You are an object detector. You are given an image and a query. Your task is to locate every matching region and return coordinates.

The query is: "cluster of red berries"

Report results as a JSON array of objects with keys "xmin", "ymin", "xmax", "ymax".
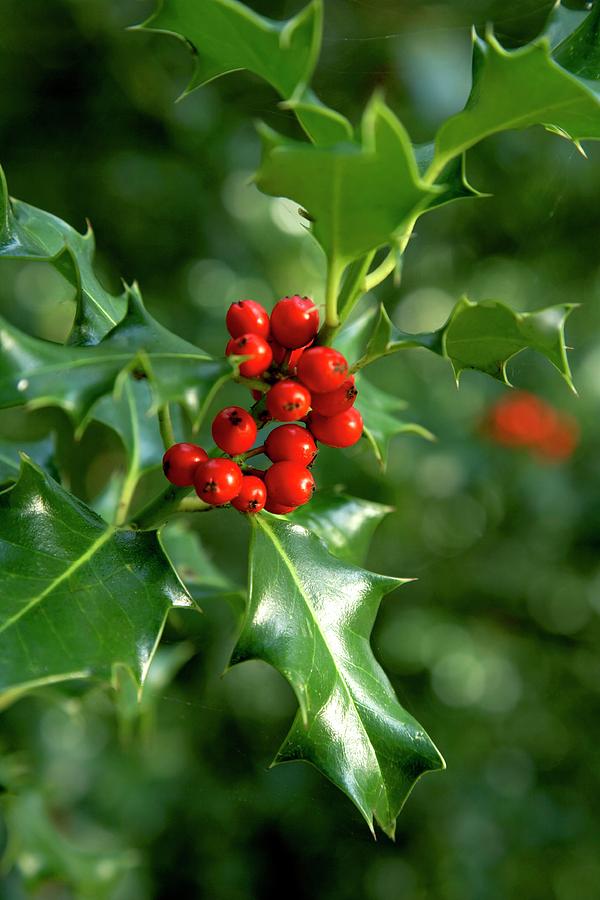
[
  {"xmin": 162, "ymin": 295, "xmax": 363, "ymax": 514},
  {"xmin": 484, "ymin": 391, "xmax": 578, "ymax": 462}
]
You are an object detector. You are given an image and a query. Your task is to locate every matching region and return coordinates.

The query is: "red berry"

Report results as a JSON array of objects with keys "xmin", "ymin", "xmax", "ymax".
[
  {"xmin": 266, "ymin": 380, "xmax": 311, "ymax": 422},
  {"xmin": 265, "ymin": 424, "xmax": 317, "ymax": 466},
  {"xmin": 212, "ymin": 406, "xmax": 257, "ymax": 456},
  {"xmin": 231, "ymin": 475, "xmax": 267, "ymax": 513},
  {"xmin": 194, "ymin": 458, "xmax": 243, "ymax": 505},
  {"xmin": 226, "ymin": 300, "xmax": 270, "ymax": 339},
  {"xmin": 269, "ymin": 339, "xmax": 309, "ymax": 372},
  {"xmin": 270, "ymin": 296, "xmax": 319, "ymax": 349},
  {"xmin": 311, "ymin": 376, "xmax": 357, "ymax": 417},
  {"xmin": 226, "ymin": 333, "xmax": 273, "ymax": 377},
  {"xmin": 162, "ymin": 443, "xmax": 208, "ymax": 487},
  {"xmin": 264, "ymin": 461, "xmax": 315, "ymax": 508},
  {"xmin": 250, "ymin": 389, "xmax": 263, "ymax": 402},
  {"xmin": 309, "ymin": 408, "xmax": 363, "ymax": 448},
  {"xmin": 264, "ymin": 498, "xmax": 297, "ymax": 515},
  {"xmin": 297, "ymin": 346, "xmax": 348, "ymax": 393}
]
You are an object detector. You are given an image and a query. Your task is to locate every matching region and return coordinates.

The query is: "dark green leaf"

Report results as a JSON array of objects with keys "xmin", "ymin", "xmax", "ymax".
[
  {"xmin": 256, "ymin": 95, "xmax": 438, "ymax": 268},
  {"xmin": 0, "ymin": 459, "xmax": 192, "ymax": 707},
  {"xmin": 356, "ymin": 299, "xmax": 576, "ymax": 390},
  {"xmin": 232, "ymin": 515, "xmax": 444, "ymax": 837},
  {"xmin": 288, "ymin": 490, "xmax": 393, "ymax": 564},
  {"xmin": 0, "ymin": 166, "xmax": 126, "ymax": 345},
  {"xmin": 553, "ymin": 2, "xmax": 600, "ymax": 84},
  {"xmin": 0, "ymin": 434, "xmax": 56, "ymax": 485},
  {"xmin": 0, "ymin": 285, "xmax": 234, "ymax": 428},
  {"xmin": 414, "ymin": 143, "xmax": 488, "ymax": 212}
]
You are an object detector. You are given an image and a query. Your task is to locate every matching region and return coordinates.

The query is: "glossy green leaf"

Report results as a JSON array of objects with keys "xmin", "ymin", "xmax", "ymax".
[
  {"xmin": 0, "ymin": 285, "xmax": 234, "ymax": 428},
  {"xmin": 553, "ymin": 2, "xmax": 600, "ymax": 83},
  {"xmin": 232, "ymin": 515, "xmax": 444, "ymax": 836},
  {"xmin": 0, "ymin": 459, "xmax": 192, "ymax": 707},
  {"xmin": 356, "ymin": 299, "xmax": 576, "ymax": 390},
  {"xmin": 433, "ymin": 27, "xmax": 600, "ymax": 175},
  {"xmin": 288, "ymin": 490, "xmax": 393, "ymax": 564},
  {"xmin": 0, "ymin": 434, "xmax": 56, "ymax": 484},
  {"xmin": 0, "ymin": 166, "xmax": 126, "ymax": 345},
  {"xmin": 256, "ymin": 95, "xmax": 438, "ymax": 267}
]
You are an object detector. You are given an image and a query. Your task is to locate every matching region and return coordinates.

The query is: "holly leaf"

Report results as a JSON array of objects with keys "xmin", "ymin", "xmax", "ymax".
[
  {"xmin": 553, "ymin": 1, "xmax": 600, "ymax": 83},
  {"xmin": 288, "ymin": 490, "xmax": 393, "ymax": 564},
  {"xmin": 0, "ymin": 285, "xmax": 234, "ymax": 428},
  {"xmin": 0, "ymin": 166, "xmax": 126, "ymax": 345},
  {"xmin": 0, "ymin": 458, "xmax": 192, "ymax": 708},
  {"xmin": 414, "ymin": 143, "xmax": 488, "ymax": 212},
  {"xmin": 232, "ymin": 515, "xmax": 444, "ymax": 837},
  {"xmin": 137, "ymin": 0, "xmax": 352, "ymax": 146},
  {"xmin": 0, "ymin": 434, "xmax": 56, "ymax": 485},
  {"xmin": 357, "ymin": 377, "xmax": 435, "ymax": 469},
  {"xmin": 256, "ymin": 95, "xmax": 438, "ymax": 268},
  {"xmin": 355, "ymin": 299, "xmax": 576, "ymax": 390},
  {"xmin": 432, "ymin": 24, "xmax": 600, "ymax": 175}
]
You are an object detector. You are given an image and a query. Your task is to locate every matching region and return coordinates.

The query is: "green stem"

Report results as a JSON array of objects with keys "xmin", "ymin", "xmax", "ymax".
[
  {"xmin": 235, "ymin": 376, "xmax": 269, "ymax": 392},
  {"xmin": 318, "ymin": 253, "xmax": 374, "ymax": 346},
  {"xmin": 363, "ymin": 250, "xmax": 397, "ymax": 293},
  {"xmin": 178, "ymin": 497, "xmax": 214, "ymax": 513},
  {"xmin": 325, "ymin": 259, "xmax": 343, "ymax": 329},
  {"xmin": 115, "ymin": 468, "xmax": 139, "ymax": 527},
  {"xmin": 239, "ymin": 444, "xmax": 265, "ymax": 461},
  {"xmin": 158, "ymin": 404, "xmax": 175, "ymax": 450}
]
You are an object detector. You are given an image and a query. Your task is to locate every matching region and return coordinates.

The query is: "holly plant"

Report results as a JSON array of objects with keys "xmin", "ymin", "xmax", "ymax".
[{"xmin": 1, "ymin": 0, "xmax": 599, "ymax": 839}]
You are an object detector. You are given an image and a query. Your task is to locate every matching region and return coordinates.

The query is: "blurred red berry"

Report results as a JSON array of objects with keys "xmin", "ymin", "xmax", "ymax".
[
  {"xmin": 297, "ymin": 347, "xmax": 349, "ymax": 393},
  {"xmin": 226, "ymin": 300, "xmax": 270, "ymax": 339},
  {"xmin": 226, "ymin": 333, "xmax": 273, "ymax": 377},
  {"xmin": 231, "ymin": 475, "xmax": 267, "ymax": 513},
  {"xmin": 194, "ymin": 458, "xmax": 243, "ymax": 505},
  {"xmin": 270, "ymin": 296, "xmax": 319, "ymax": 349},
  {"xmin": 212, "ymin": 406, "xmax": 257, "ymax": 456},
  {"xmin": 162, "ymin": 443, "xmax": 208, "ymax": 487},
  {"xmin": 264, "ymin": 461, "xmax": 315, "ymax": 508},
  {"xmin": 308, "ymin": 408, "xmax": 363, "ymax": 448},
  {"xmin": 266, "ymin": 380, "xmax": 311, "ymax": 421},
  {"xmin": 265, "ymin": 424, "xmax": 317, "ymax": 466},
  {"xmin": 311, "ymin": 376, "xmax": 357, "ymax": 417}
]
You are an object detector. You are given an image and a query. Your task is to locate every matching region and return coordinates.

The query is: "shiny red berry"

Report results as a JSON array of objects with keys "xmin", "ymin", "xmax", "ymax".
[
  {"xmin": 231, "ymin": 475, "xmax": 267, "ymax": 513},
  {"xmin": 265, "ymin": 424, "xmax": 317, "ymax": 466},
  {"xmin": 250, "ymin": 389, "xmax": 263, "ymax": 402},
  {"xmin": 308, "ymin": 408, "xmax": 363, "ymax": 448},
  {"xmin": 226, "ymin": 300, "xmax": 270, "ymax": 339},
  {"xmin": 311, "ymin": 376, "xmax": 357, "ymax": 417},
  {"xmin": 264, "ymin": 498, "xmax": 297, "ymax": 515},
  {"xmin": 270, "ymin": 296, "xmax": 319, "ymax": 349},
  {"xmin": 162, "ymin": 443, "xmax": 208, "ymax": 487},
  {"xmin": 297, "ymin": 347, "xmax": 348, "ymax": 393},
  {"xmin": 194, "ymin": 458, "xmax": 243, "ymax": 505},
  {"xmin": 265, "ymin": 461, "xmax": 315, "ymax": 508},
  {"xmin": 226, "ymin": 333, "xmax": 273, "ymax": 377},
  {"xmin": 212, "ymin": 406, "xmax": 257, "ymax": 456},
  {"xmin": 266, "ymin": 380, "xmax": 311, "ymax": 422}
]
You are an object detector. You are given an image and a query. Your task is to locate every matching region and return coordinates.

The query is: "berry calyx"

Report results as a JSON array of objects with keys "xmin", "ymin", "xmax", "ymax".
[
  {"xmin": 311, "ymin": 376, "xmax": 357, "ymax": 417},
  {"xmin": 212, "ymin": 406, "xmax": 257, "ymax": 456},
  {"xmin": 226, "ymin": 300, "xmax": 270, "ymax": 340},
  {"xmin": 270, "ymin": 296, "xmax": 319, "ymax": 349},
  {"xmin": 264, "ymin": 461, "xmax": 315, "ymax": 508},
  {"xmin": 194, "ymin": 458, "xmax": 243, "ymax": 505},
  {"xmin": 265, "ymin": 424, "xmax": 317, "ymax": 466},
  {"xmin": 297, "ymin": 346, "xmax": 349, "ymax": 393},
  {"xmin": 226, "ymin": 333, "xmax": 273, "ymax": 377},
  {"xmin": 231, "ymin": 475, "xmax": 267, "ymax": 513},
  {"xmin": 308, "ymin": 408, "xmax": 363, "ymax": 448},
  {"xmin": 264, "ymin": 498, "xmax": 297, "ymax": 515},
  {"xmin": 266, "ymin": 380, "xmax": 311, "ymax": 422},
  {"xmin": 162, "ymin": 442, "xmax": 208, "ymax": 487}
]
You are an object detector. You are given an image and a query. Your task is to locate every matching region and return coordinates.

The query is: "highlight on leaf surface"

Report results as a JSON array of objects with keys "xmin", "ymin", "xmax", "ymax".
[
  {"xmin": 0, "ymin": 458, "xmax": 192, "ymax": 708},
  {"xmin": 231, "ymin": 515, "xmax": 444, "ymax": 837}
]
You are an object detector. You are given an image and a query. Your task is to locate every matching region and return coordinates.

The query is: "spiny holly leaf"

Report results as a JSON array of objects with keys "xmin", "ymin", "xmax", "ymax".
[
  {"xmin": 0, "ymin": 166, "xmax": 126, "ymax": 345},
  {"xmin": 138, "ymin": 0, "xmax": 321, "ymax": 98},
  {"xmin": 0, "ymin": 285, "xmax": 234, "ymax": 428},
  {"xmin": 256, "ymin": 95, "xmax": 438, "ymax": 268},
  {"xmin": 288, "ymin": 490, "xmax": 393, "ymax": 564},
  {"xmin": 356, "ymin": 299, "xmax": 576, "ymax": 390},
  {"xmin": 0, "ymin": 458, "xmax": 192, "ymax": 708},
  {"xmin": 553, "ymin": 1, "xmax": 600, "ymax": 83},
  {"xmin": 357, "ymin": 377, "xmax": 435, "ymax": 469},
  {"xmin": 414, "ymin": 143, "xmax": 488, "ymax": 212},
  {"xmin": 232, "ymin": 515, "xmax": 444, "ymax": 837},
  {"xmin": 138, "ymin": 0, "xmax": 352, "ymax": 146},
  {"xmin": 432, "ymin": 25, "xmax": 600, "ymax": 175},
  {"xmin": 0, "ymin": 434, "xmax": 56, "ymax": 485}
]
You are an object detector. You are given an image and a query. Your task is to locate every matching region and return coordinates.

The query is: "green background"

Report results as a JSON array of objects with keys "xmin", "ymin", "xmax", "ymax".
[{"xmin": 1, "ymin": 1, "xmax": 599, "ymax": 897}]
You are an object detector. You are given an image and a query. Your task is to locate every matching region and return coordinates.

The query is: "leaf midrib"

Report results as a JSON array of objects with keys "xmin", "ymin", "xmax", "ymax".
[
  {"xmin": 0, "ymin": 524, "xmax": 115, "ymax": 635},
  {"xmin": 256, "ymin": 516, "xmax": 389, "ymax": 817}
]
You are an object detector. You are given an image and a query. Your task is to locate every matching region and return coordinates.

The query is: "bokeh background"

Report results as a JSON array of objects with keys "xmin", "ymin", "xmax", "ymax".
[{"xmin": 1, "ymin": 0, "xmax": 600, "ymax": 897}]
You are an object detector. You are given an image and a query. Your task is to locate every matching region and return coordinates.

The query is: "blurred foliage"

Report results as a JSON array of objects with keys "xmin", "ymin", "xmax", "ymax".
[{"xmin": 1, "ymin": 0, "xmax": 599, "ymax": 897}]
